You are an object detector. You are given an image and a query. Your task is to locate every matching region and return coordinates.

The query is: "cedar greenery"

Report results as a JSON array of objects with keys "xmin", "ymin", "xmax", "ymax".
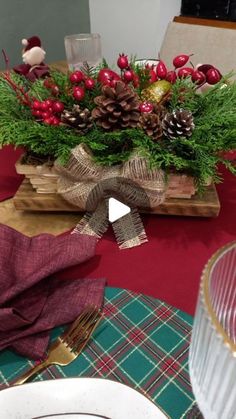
[{"xmin": 0, "ymin": 69, "xmax": 236, "ymax": 189}]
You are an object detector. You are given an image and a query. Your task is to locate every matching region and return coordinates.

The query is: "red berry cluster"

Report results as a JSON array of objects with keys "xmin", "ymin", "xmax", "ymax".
[
  {"xmin": 117, "ymin": 53, "xmax": 139, "ymax": 87},
  {"xmin": 31, "ymin": 99, "xmax": 64, "ymax": 125},
  {"xmin": 156, "ymin": 54, "xmax": 222, "ymax": 86},
  {"xmin": 69, "ymin": 70, "xmax": 95, "ymax": 101}
]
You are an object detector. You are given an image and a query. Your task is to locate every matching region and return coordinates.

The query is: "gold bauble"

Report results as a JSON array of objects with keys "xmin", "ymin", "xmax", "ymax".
[{"xmin": 141, "ymin": 80, "xmax": 171, "ymax": 104}]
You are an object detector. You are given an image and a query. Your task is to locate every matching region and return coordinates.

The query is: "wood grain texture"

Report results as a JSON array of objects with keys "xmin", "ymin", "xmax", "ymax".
[
  {"xmin": 174, "ymin": 16, "xmax": 236, "ymax": 30},
  {"xmin": 13, "ymin": 179, "xmax": 220, "ymax": 217}
]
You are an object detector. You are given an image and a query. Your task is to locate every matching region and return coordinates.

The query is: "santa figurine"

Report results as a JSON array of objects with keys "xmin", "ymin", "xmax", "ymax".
[{"xmin": 13, "ymin": 36, "xmax": 50, "ymax": 81}]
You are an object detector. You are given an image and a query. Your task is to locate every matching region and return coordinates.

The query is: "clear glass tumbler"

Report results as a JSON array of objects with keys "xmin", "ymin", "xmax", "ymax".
[
  {"xmin": 64, "ymin": 33, "xmax": 102, "ymax": 71},
  {"xmin": 189, "ymin": 242, "xmax": 236, "ymax": 419}
]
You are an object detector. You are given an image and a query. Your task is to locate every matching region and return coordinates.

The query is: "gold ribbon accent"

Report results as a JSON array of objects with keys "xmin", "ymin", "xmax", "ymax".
[{"xmin": 55, "ymin": 144, "xmax": 166, "ymax": 249}]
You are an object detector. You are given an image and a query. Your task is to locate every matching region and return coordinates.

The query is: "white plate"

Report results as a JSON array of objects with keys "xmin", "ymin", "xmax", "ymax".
[{"xmin": 0, "ymin": 377, "xmax": 167, "ymax": 419}]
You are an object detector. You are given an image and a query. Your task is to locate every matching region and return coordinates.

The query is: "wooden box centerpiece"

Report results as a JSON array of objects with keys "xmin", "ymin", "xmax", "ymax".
[{"xmin": 0, "ymin": 54, "xmax": 235, "ymax": 218}]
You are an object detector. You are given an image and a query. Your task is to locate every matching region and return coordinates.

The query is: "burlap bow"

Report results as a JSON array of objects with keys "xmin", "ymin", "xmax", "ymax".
[{"xmin": 55, "ymin": 144, "xmax": 166, "ymax": 249}]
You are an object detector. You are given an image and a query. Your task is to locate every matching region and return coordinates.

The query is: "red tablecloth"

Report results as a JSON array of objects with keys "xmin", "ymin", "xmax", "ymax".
[{"xmin": 1, "ymin": 145, "xmax": 235, "ymax": 316}]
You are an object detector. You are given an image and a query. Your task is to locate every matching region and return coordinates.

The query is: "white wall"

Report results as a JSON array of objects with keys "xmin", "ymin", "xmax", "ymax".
[{"xmin": 89, "ymin": 0, "xmax": 181, "ymax": 67}]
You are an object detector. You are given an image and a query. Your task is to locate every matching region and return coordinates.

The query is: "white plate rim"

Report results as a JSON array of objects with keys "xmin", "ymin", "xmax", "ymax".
[{"xmin": 0, "ymin": 377, "xmax": 169, "ymax": 419}]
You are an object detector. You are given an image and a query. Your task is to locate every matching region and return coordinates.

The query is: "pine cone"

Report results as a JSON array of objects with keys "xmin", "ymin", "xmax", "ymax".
[
  {"xmin": 61, "ymin": 105, "xmax": 93, "ymax": 134},
  {"xmin": 92, "ymin": 81, "xmax": 140, "ymax": 131},
  {"xmin": 162, "ymin": 109, "xmax": 195, "ymax": 140},
  {"xmin": 138, "ymin": 112, "xmax": 163, "ymax": 141}
]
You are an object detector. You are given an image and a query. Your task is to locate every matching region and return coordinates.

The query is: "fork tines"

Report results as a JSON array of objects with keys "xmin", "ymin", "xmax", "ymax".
[{"xmin": 62, "ymin": 306, "xmax": 101, "ymax": 352}]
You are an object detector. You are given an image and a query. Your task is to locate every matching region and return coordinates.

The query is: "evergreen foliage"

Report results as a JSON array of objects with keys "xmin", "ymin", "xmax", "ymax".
[{"xmin": 0, "ymin": 68, "xmax": 236, "ymax": 189}]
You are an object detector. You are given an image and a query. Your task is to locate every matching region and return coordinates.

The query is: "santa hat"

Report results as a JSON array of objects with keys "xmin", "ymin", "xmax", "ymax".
[{"xmin": 22, "ymin": 36, "xmax": 42, "ymax": 52}]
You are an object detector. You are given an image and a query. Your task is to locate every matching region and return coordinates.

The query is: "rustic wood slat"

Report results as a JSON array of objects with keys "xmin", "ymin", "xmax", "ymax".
[{"xmin": 13, "ymin": 179, "xmax": 220, "ymax": 217}]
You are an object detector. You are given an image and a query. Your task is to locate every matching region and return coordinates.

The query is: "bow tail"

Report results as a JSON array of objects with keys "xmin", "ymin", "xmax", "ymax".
[
  {"xmin": 72, "ymin": 200, "xmax": 109, "ymax": 238},
  {"xmin": 112, "ymin": 209, "xmax": 148, "ymax": 249}
]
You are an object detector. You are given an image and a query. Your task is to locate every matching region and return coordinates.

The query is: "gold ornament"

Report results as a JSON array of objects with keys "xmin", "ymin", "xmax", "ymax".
[{"xmin": 141, "ymin": 80, "xmax": 171, "ymax": 104}]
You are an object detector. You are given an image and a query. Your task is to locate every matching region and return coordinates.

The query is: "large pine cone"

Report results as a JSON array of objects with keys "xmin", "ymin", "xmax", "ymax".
[
  {"xmin": 92, "ymin": 80, "xmax": 140, "ymax": 131},
  {"xmin": 162, "ymin": 109, "xmax": 195, "ymax": 140},
  {"xmin": 138, "ymin": 113, "xmax": 163, "ymax": 141},
  {"xmin": 61, "ymin": 105, "xmax": 93, "ymax": 134}
]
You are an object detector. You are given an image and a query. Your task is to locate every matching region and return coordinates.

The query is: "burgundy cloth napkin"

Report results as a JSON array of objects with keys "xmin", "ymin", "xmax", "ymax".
[{"xmin": 0, "ymin": 224, "xmax": 105, "ymax": 359}]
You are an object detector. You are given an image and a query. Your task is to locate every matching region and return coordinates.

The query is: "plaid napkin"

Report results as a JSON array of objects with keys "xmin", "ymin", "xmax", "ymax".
[{"xmin": 0, "ymin": 224, "xmax": 105, "ymax": 359}]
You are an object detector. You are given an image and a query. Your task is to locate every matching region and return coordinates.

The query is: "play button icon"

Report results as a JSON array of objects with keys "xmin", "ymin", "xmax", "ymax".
[{"xmin": 108, "ymin": 197, "xmax": 131, "ymax": 223}]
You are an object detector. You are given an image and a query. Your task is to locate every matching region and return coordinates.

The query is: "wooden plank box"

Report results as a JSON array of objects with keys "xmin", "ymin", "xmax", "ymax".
[{"xmin": 13, "ymin": 157, "xmax": 220, "ymax": 217}]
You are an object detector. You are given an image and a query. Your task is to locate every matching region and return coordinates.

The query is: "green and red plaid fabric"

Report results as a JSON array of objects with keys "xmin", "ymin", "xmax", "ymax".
[{"xmin": 0, "ymin": 287, "xmax": 202, "ymax": 418}]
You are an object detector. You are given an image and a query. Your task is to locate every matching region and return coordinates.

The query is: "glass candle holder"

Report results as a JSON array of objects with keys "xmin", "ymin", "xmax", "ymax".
[
  {"xmin": 189, "ymin": 242, "xmax": 236, "ymax": 419},
  {"xmin": 64, "ymin": 33, "xmax": 102, "ymax": 71}
]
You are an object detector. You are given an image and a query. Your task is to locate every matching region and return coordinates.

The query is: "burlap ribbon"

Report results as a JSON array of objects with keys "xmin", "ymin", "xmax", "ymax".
[{"xmin": 55, "ymin": 144, "xmax": 166, "ymax": 249}]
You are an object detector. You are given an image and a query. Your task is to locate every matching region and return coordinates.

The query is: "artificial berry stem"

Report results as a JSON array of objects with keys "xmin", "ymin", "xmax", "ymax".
[{"xmin": 2, "ymin": 73, "xmax": 32, "ymax": 107}]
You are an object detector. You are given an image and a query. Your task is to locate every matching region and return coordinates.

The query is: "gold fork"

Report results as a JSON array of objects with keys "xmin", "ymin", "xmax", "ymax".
[{"xmin": 14, "ymin": 305, "xmax": 102, "ymax": 385}]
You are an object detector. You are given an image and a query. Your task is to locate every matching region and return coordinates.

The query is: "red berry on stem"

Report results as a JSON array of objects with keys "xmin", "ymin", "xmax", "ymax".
[
  {"xmin": 139, "ymin": 102, "xmax": 154, "ymax": 113},
  {"xmin": 173, "ymin": 54, "xmax": 192, "ymax": 68},
  {"xmin": 73, "ymin": 86, "xmax": 85, "ymax": 101},
  {"xmin": 45, "ymin": 99, "xmax": 54, "ymax": 108},
  {"xmin": 123, "ymin": 69, "xmax": 134, "ymax": 82},
  {"xmin": 41, "ymin": 101, "xmax": 49, "ymax": 111},
  {"xmin": 50, "ymin": 85, "xmax": 60, "ymax": 96},
  {"xmin": 206, "ymin": 68, "xmax": 221, "ymax": 85},
  {"xmin": 132, "ymin": 73, "xmax": 139, "ymax": 88},
  {"xmin": 51, "ymin": 116, "xmax": 61, "ymax": 125},
  {"xmin": 32, "ymin": 100, "xmax": 42, "ymax": 110},
  {"xmin": 43, "ymin": 78, "xmax": 53, "ymax": 88},
  {"xmin": 85, "ymin": 78, "xmax": 95, "ymax": 90},
  {"xmin": 165, "ymin": 70, "xmax": 177, "ymax": 84},
  {"xmin": 42, "ymin": 111, "xmax": 52, "ymax": 120},
  {"xmin": 70, "ymin": 71, "xmax": 84, "ymax": 84},
  {"xmin": 191, "ymin": 70, "xmax": 206, "ymax": 85},
  {"xmin": 98, "ymin": 68, "xmax": 121, "ymax": 86},
  {"xmin": 52, "ymin": 101, "xmax": 64, "ymax": 113},
  {"xmin": 117, "ymin": 53, "xmax": 129, "ymax": 69},
  {"xmin": 156, "ymin": 60, "xmax": 167, "ymax": 79},
  {"xmin": 196, "ymin": 64, "xmax": 215, "ymax": 75},
  {"xmin": 177, "ymin": 67, "xmax": 194, "ymax": 78},
  {"xmin": 32, "ymin": 109, "xmax": 42, "ymax": 118},
  {"xmin": 44, "ymin": 117, "xmax": 53, "ymax": 125}
]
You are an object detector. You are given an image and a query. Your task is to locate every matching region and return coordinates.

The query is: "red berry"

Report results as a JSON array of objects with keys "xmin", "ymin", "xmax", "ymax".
[
  {"xmin": 117, "ymin": 53, "xmax": 129, "ymax": 69},
  {"xmin": 173, "ymin": 54, "xmax": 193, "ymax": 68},
  {"xmin": 50, "ymin": 85, "xmax": 60, "ymax": 96},
  {"xmin": 44, "ymin": 117, "xmax": 53, "ymax": 125},
  {"xmin": 52, "ymin": 101, "xmax": 64, "ymax": 113},
  {"xmin": 51, "ymin": 116, "xmax": 61, "ymax": 125},
  {"xmin": 69, "ymin": 71, "xmax": 84, "ymax": 84},
  {"xmin": 177, "ymin": 67, "xmax": 194, "ymax": 78},
  {"xmin": 41, "ymin": 101, "xmax": 49, "ymax": 111},
  {"xmin": 123, "ymin": 69, "xmax": 134, "ymax": 82},
  {"xmin": 156, "ymin": 60, "xmax": 167, "ymax": 79},
  {"xmin": 85, "ymin": 78, "xmax": 95, "ymax": 90},
  {"xmin": 73, "ymin": 86, "xmax": 85, "ymax": 101},
  {"xmin": 44, "ymin": 99, "xmax": 54, "ymax": 108},
  {"xmin": 31, "ymin": 109, "xmax": 42, "ymax": 118},
  {"xmin": 132, "ymin": 73, "xmax": 139, "ymax": 88},
  {"xmin": 47, "ymin": 107, "xmax": 53, "ymax": 114},
  {"xmin": 98, "ymin": 68, "xmax": 121, "ymax": 85},
  {"xmin": 191, "ymin": 70, "xmax": 206, "ymax": 85},
  {"xmin": 146, "ymin": 67, "xmax": 156, "ymax": 83},
  {"xmin": 43, "ymin": 78, "xmax": 53, "ymax": 88},
  {"xmin": 42, "ymin": 111, "xmax": 52, "ymax": 120},
  {"xmin": 32, "ymin": 100, "xmax": 42, "ymax": 110},
  {"xmin": 139, "ymin": 102, "xmax": 154, "ymax": 113},
  {"xmin": 165, "ymin": 70, "xmax": 177, "ymax": 84},
  {"xmin": 206, "ymin": 68, "xmax": 221, "ymax": 85},
  {"xmin": 197, "ymin": 64, "xmax": 215, "ymax": 75}
]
